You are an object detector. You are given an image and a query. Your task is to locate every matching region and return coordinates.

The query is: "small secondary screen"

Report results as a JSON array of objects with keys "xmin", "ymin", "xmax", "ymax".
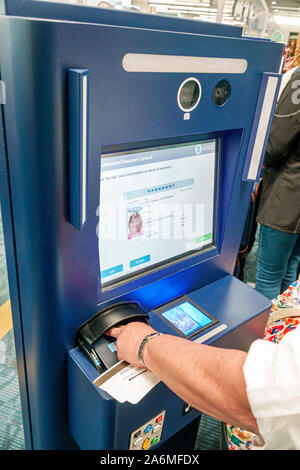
[
  {"xmin": 99, "ymin": 139, "xmax": 218, "ymax": 287},
  {"xmin": 161, "ymin": 301, "xmax": 213, "ymax": 336}
]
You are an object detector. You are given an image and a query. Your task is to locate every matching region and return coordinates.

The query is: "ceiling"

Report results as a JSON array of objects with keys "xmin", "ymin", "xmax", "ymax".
[
  {"xmin": 129, "ymin": 0, "xmax": 300, "ymax": 24},
  {"xmin": 94, "ymin": 0, "xmax": 300, "ymax": 35},
  {"xmin": 266, "ymin": 0, "xmax": 300, "ymax": 17},
  {"xmin": 131, "ymin": 0, "xmax": 246, "ymax": 23}
]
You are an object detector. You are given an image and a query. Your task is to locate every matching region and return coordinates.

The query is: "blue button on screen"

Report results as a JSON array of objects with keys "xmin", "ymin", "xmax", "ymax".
[
  {"xmin": 130, "ymin": 254, "xmax": 150, "ymax": 268},
  {"xmin": 101, "ymin": 264, "xmax": 123, "ymax": 279}
]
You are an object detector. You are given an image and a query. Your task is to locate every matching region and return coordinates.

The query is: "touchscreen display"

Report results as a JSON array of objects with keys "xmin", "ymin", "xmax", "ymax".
[
  {"xmin": 99, "ymin": 139, "xmax": 218, "ymax": 287},
  {"xmin": 161, "ymin": 301, "xmax": 213, "ymax": 336}
]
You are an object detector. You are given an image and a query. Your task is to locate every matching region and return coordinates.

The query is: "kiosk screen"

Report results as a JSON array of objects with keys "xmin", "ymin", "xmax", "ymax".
[{"xmin": 99, "ymin": 139, "xmax": 218, "ymax": 287}]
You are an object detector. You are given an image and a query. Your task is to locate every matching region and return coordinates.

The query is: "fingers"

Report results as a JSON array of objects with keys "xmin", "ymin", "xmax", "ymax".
[
  {"xmin": 106, "ymin": 325, "xmax": 125, "ymax": 338},
  {"xmin": 105, "ymin": 322, "xmax": 157, "ymax": 368}
]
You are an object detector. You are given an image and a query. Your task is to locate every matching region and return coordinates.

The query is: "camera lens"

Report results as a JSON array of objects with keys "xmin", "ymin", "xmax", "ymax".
[
  {"xmin": 213, "ymin": 80, "xmax": 230, "ymax": 107},
  {"xmin": 178, "ymin": 78, "xmax": 201, "ymax": 112}
]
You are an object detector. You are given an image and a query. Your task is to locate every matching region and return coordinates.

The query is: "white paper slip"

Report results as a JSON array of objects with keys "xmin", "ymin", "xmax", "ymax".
[
  {"xmin": 121, "ymin": 366, "xmax": 160, "ymax": 404},
  {"xmin": 93, "ymin": 361, "xmax": 160, "ymax": 404}
]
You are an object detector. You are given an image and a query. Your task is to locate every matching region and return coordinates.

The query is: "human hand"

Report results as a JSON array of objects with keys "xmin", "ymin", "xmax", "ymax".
[{"xmin": 106, "ymin": 322, "xmax": 156, "ymax": 368}]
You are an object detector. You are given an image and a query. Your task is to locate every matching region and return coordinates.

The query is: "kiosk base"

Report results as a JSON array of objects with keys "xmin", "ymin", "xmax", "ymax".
[{"xmin": 68, "ymin": 275, "xmax": 271, "ymax": 450}]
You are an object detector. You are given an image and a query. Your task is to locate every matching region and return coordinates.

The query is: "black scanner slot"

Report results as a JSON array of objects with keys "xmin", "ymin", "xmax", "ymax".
[{"xmin": 76, "ymin": 302, "xmax": 149, "ymax": 373}]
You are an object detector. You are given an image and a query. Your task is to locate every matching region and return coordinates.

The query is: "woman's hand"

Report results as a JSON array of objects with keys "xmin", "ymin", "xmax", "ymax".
[{"xmin": 106, "ymin": 322, "xmax": 156, "ymax": 368}]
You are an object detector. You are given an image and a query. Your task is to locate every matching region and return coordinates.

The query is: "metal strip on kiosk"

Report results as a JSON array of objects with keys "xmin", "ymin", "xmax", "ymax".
[
  {"xmin": 242, "ymin": 72, "xmax": 282, "ymax": 182},
  {"xmin": 69, "ymin": 68, "xmax": 89, "ymax": 230}
]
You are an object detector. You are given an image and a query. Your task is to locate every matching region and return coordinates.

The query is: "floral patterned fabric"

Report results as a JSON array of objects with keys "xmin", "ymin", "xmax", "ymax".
[{"xmin": 225, "ymin": 280, "xmax": 300, "ymax": 450}]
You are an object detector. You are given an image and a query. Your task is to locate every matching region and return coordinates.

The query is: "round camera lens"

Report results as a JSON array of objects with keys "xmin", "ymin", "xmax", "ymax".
[
  {"xmin": 213, "ymin": 80, "xmax": 230, "ymax": 107},
  {"xmin": 178, "ymin": 79, "xmax": 201, "ymax": 111}
]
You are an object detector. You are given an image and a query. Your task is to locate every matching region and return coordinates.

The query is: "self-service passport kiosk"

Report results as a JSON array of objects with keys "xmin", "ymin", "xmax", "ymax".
[{"xmin": 0, "ymin": 0, "xmax": 284, "ymax": 450}]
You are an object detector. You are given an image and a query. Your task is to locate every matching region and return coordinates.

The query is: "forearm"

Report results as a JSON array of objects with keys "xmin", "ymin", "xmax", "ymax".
[
  {"xmin": 108, "ymin": 322, "xmax": 259, "ymax": 434},
  {"xmin": 143, "ymin": 334, "xmax": 259, "ymax": 434}
]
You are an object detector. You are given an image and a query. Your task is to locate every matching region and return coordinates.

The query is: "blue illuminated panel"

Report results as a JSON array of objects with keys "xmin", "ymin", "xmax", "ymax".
[{"xmin": 161, "ymin": 301, "xmax": 213, "ymax": 336}]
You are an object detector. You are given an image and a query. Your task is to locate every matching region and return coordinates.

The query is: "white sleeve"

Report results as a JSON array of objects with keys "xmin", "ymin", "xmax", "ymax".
[{"xmin": 243, "ymin": 327, "xmax": 300, "ymax": 450}]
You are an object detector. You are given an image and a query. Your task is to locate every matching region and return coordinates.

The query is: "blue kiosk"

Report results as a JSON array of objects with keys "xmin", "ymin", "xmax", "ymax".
[{"xmin": 0, "ymin": 0, "xmax": 284, "ymax": 450}]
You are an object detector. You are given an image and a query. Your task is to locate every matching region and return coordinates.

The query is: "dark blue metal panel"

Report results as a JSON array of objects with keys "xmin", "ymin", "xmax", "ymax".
[
  {"xmin": 0, "ymin": 7, "xmax": 284, "ymax": 450},
  {"xmin": 68, "ymin": 350, "xmax": 116, "ymax": 450}
]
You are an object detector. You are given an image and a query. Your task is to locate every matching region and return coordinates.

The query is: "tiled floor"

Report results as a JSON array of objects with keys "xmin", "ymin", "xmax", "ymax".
[
  {"xmin": 0, "ymin": 300, "xmax": 12, "ymax": 340},
  {"xmin": 0, "ymin": 208, "xmax": 25, "ymax": 449},
  {"xmin": 0, "ymin": 210, "xmax": 9, "ymax": 307},
  {"xmin": 195, "ymin": 414, "xmax": 224, "ymax": 450},
  {"xmin": 0, "ymin": 330, "xmax": 25, "ymax": 450}
]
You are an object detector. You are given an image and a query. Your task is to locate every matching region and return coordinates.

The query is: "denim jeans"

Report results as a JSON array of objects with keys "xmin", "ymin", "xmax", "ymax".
[{"xmin": 255, "ymin": 225, "xmax": 300, "ymax": 300}]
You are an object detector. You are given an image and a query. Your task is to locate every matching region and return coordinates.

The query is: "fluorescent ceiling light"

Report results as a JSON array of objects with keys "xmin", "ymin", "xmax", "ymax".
[
  {"xmin": 150, "ymin": 1, "xmax": 232, "ymax": 13},
  {"xmin": 162, "ymin": 5, "xmax": 218, "ymax": 11},
  {"xmin": 272, "ymin": 6, "xmax": 300, "ymax": 11},
  {"xmin": 167, "ymin": 9, "xmax": 217, "ymax": 15},
  {"xmin": 149, "ymin": 0, "xmax": 210, "ymax": 4},
  {"xmin": 273, "ymin": 15, "xmax": 300, "ymax": 25},
  {"xmin": 150, "ymin": 0, "xmax": 231, "ymax": 8}
]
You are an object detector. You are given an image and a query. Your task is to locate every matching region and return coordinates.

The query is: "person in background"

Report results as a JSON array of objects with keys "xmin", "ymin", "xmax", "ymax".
[
  {"xmin": 292, "ymin": 33, "xmax": 300, "ymax": 69},
  {"xmin": 254, "ymin": 68, "xmax": 300, "ymax": 300},
  {"xmin": 278, "ymin": 65, "xmax": 300, "ymax": 101},
  {"xmin": 283, "ymin": 39, "xmax": 296, "ymax": 73},
  {"xmin": 97, "ymin": 1, "xmax": 112, "ymax": 8}
]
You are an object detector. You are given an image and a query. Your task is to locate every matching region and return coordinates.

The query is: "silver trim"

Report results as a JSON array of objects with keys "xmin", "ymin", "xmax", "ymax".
[
  {"xmin": 81, "ymin": 75, "xmax": 88, "ymax": 224},
  {"xmin": 122, "ymin": 54, "xmax": 248, "ymax": 74},
  {"xmin": 177, "ymin": 77, "xmax": 202, "ymax": 112},
  {"xmin": 193, "ymin": 323, "xmax": 228, "ymax": 343},
  {"xmin": 0, "ymin": 80, "xmax": 6, "ymax": 104},
  {"xmin": 247, "ymin": 76, "xmax": 278, "ymax": 181}
]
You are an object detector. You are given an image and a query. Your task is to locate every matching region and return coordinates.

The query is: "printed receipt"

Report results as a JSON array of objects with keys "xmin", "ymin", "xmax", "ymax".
[{"xmin": 93, "ymin": 361, "xmax": 160, "ymax": 404}]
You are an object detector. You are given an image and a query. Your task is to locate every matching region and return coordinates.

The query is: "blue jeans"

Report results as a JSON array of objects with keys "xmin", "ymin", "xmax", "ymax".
[{"xmin": 255, "ymin": 225, "xmax": 300, "ymax": 300}]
